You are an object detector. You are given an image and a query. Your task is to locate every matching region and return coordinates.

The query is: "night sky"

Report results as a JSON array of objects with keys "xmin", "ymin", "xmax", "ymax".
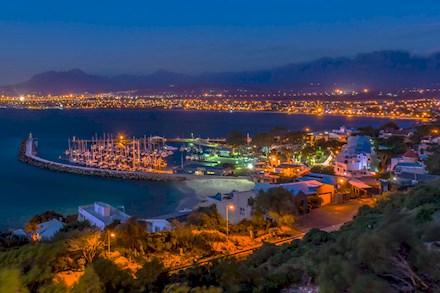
[{"xmin": 1, "ymin": 0, "xmax": 440, "ymax": 84}]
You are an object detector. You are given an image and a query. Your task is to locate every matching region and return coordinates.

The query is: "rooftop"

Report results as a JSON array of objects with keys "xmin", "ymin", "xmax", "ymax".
[
  {"xmin": 255, "ymin": 180, "xmax": 324, "ymax": 196},
  {"xmin": 79, "ymin": 202, "xmax": 130, "ymax": 226}
]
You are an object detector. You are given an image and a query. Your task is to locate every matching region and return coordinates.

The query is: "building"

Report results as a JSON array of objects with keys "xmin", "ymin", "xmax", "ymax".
[
  {"xmin": 334, "ymin": 136, "xmax": 372, "ymax": 177},
  {"xmin": 273, "ymin": 163, "xmax": 308, "ymax": 177},
  {"xmin": 141, "ymin": 209, "xmax": 192, "ymax": 232},
  {"xmin": 201, "ymin": 190, "xmax": 256, "ymax": 224},
  {"xmin": 255, "ymin": 180, "xmax": 335, "ymax": 205},
  {"xmin": 394, "ymin": 162, "xmax": 426, "ymax": 175},
  {"xmin": 389, "ymin": 150, "xmax": 426, "ymax": 175},
  {"xmin": 393, "ymin": 172, "xmax": 440, "ymax": 187},
  {"xmin": 348, "ymin": 179, "xmax": 373, "ymax": 197},
  {"xmin": 78, "ymin": 202, "xmax": 131, "ymax": 230},
  {"xmin": 298, "ymin": 172, "xmax": 337, "ymax": 185},
  {"xmin": 142, "ymin": 219, "xmax": 171, "ymax": 233},
  {"xmin": 379, "ymin": 128, "xmax": 413, "ymax": 140},
  {"xmin": 35, "ymin": 218, "xmax": 65, "ymax": 240}
]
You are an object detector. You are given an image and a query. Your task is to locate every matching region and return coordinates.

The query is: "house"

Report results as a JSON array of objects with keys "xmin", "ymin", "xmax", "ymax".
[
  {"xmin": 379, "ymin": 128, "xmax": 412, "ymax": 140},
  {"xmin": 201, "ymin": 190, "xmax": 256, "ymax": 224},
  {"xmin": 142, "ymin": 219, "xmax": 171, "ymax": 233},
  {"xmin": 78, "ymin": 202, "xmax": 131, "ymax": 230},
  {"xmin": 392, "ymin": 172, "xmax": 440, "ymax": 187},
  {"xmin": 389, "ymin": 150, "xmax": 422, "ymax": 171},
  {"xmin": 141, "ymin": 209, "xmax": 192, "ymax": 232},
  {"xmin": 255, "ymin": 180, "xmax": 335, "ymax": 205},
  {"xmin": 334, "ymin": 136, "xmax": 373, "ymax": 177},
  {"xmin": 35, "ymin": 218, "xmax": 65, "ymax": 240},
  {"xmin": 11, "ymin": 229, "xmax": 32, "ymax": 241},
  {"xmin": 274, "ymin": 163, "xmax": 308, "ymax": 177},
  {"xmin": 348, "ymin": 179, "xmax": 373, "ymax": 197},
  {"xmin": 297, "ymin": 173, "xmax": 337, "ymax": 185},
  {"xmin": 394, "ymin": 162, "xmax": 427, "ymax": 175}
]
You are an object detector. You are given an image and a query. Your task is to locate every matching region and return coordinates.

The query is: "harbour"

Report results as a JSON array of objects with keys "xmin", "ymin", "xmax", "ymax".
[{"xmin": 0, "ymin": 109, "xmax": 414, "ymax": 230}]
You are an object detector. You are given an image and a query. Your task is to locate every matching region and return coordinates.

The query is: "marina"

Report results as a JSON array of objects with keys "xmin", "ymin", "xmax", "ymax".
[{"xmin": 65, "ymin": 134, "xmax": 171, "ymax": 172}]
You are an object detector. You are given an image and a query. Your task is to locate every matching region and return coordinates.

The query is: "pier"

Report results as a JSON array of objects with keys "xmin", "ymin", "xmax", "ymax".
[{"xmin": 17, "ymin": 135, "xmax": 250, "ymax": 182}]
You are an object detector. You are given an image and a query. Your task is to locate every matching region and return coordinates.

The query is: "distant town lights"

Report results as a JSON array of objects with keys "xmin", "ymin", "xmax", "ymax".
[{"xmin": 19, "ymin": 96, "xmax": 25, "ymax": 102}]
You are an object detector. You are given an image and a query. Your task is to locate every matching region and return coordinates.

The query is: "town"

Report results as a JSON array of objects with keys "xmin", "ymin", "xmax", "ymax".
[
  {"xmin": 3, "ymin": 117, "xmax": 440, "ymax": 290},
  {"xmin": 1, "ymin": 93, "xmax": 438, "ymax": 120}
]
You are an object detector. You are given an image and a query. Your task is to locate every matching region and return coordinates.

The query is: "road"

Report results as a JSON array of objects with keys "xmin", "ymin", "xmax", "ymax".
[{"xmin": 167, "ymin": 199, "xmax": 373, "ymax": 274}]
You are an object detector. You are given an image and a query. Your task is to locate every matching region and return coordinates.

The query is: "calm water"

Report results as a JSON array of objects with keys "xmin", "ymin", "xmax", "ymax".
[{"xmin": 0, "ymin": 109, "xmax": 414, "ymax": 230}]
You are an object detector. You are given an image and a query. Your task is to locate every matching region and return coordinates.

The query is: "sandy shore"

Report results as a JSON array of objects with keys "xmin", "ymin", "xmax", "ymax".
[{"xmin": 174, "ymin": 178, "xmax": 255, "ymax": 210}]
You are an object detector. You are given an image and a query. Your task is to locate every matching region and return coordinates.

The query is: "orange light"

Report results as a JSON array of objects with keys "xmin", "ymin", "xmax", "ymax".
[
  {"xmin": 228, "ymin": 204, "xmax": 234, "ymax": 210},
  {"xmin": 339, "ymin": 179, "xmax": 345, "ymax": 184},
  {"xmin": 110, "ymin": 233, "xmax": 115, "ymax": 237}
]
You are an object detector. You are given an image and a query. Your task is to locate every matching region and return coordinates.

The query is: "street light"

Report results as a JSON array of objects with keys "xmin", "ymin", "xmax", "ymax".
[
  {"xmin": 226, "ymin": 204, "xmax": 234, "ymax": 239},
  {"xmin": 107, "ymin": 231, "xmax": 115, "ymax": 257}
]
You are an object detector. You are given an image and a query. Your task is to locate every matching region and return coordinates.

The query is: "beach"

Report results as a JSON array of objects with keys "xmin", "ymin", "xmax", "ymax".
[{"xmin": 175, "ymin": 178, "xmax": 256, "ymax": 210}]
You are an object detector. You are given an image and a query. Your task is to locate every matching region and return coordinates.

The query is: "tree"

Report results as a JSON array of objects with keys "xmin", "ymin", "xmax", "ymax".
[
  {"xmin": 66, "ymin": 231, "xmax": 103, "ymax": 264},
  {"xmin": 187, "ymin": 205, "xmax": 224, "ymax": 230},
  {"xmin": 25, "ymin": 211, "xmax": 64, "ymax": 232},
  {"xmin": 252, "ymin": 187, "xmax": 300, "ymax": 227},
  {"xmin": 115, "ymin": 217, "xmax": 148, "ymax": 254},
  {"xmin": 71, "ymin": 267, "xmax": 104, "ymax": 293},
  {"xmin": 92, "ymin": 257, "xmax": 133, "ymax": 292},
  {"xmin": 133, "ymin": 258, "xmax": 164, "ymax": 292},
  {"xmin": 379, "ymin": 121, "xmax": 400, "ymax": 130},
  {"xmin": 310, "ymin": 165, "xmax": 335, "ymax": 175},
  {"xmin": 226, "ymin": 130, "xmax": 247, "ymax": 146}
]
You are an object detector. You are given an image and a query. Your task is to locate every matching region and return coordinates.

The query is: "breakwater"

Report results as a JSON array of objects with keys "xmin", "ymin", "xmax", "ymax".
[{"xmin": 17, "ymin": 136, "xmax": 245, "ymax": 182}]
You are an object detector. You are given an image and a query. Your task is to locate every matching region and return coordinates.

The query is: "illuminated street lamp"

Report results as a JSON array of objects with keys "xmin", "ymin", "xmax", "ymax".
[
  {"xmin": 107, "ymin": 231, "xmax": 116, "ymax": 257},
  {"xmin": 226, "ymin": 204, "xmax": 234, "ymax": 239}
]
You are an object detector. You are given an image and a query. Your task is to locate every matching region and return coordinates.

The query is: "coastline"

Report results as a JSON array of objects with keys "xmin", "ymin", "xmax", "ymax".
[{"xmin": 2, "ymin": 107, "xmax": 429, "ymax": 122}]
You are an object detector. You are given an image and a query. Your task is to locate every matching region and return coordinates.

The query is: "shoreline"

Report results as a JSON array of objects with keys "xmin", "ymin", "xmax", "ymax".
[{"xmin": 2, "ymin": 107, "xmax": 429, "ymax": 122}]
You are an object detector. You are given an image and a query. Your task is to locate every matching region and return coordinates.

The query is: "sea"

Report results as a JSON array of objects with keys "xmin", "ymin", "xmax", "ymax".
[{"xmin": 0, "ymin": 109, "xmax": 414, "ymax": 230}]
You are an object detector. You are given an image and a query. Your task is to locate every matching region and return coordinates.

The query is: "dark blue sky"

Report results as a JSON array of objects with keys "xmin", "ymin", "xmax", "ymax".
[{"xmin": 1, "ymin": 0, "xmax": 440, "ymax": 84}]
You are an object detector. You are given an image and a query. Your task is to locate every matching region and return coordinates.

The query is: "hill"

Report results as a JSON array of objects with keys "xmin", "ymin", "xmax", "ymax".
[{"xmin": 2, "ymin": 50, "xmax": 440, "ymax": 94}]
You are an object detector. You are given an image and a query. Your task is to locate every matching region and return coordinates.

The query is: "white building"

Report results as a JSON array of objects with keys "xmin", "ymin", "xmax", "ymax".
[
  {"xmin": 201, "ymin": 190, "xmax": 256, "ymax": 224},
  {"xmin": 141, "ymin": 219, "xmax": 171, "ymax": 233},
  {"xmin": 35, "ymin": 218, "xmax": 65, "ymax": 240},
  {"xmin": 78, "ymin": 202, "xmax": 130, "ymax": 230},
  {"xmin": 334, "ymin": 136, "xmax": 372, "ymax": 177}
]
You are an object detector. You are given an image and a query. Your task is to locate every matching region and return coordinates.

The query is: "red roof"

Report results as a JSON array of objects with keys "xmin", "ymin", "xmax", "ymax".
[{"xmin": 403, "ymin": 150, "xmax": 419, "ymax": 159}]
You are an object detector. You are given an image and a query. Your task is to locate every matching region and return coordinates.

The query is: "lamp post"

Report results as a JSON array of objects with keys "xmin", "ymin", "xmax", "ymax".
[
  {"xmin": 226, "ymin": 204, "xmax": 234, "ymax": 239},
  {"xmin": 107, "ymin": 231, "xmax": 115, "ymax": 257}
]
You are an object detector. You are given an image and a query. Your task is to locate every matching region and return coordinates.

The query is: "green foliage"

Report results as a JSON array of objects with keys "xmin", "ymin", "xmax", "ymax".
[
  {"xmin": 357, "ymin": 126, "xmax": 377, "ymax": 137},
  {"xmin": 0, "ymin": 268, "xmax": 28, "ymax": 293},
  {"xmin": 424, "ymin": 145, "xmax": 440, "ymax": 174},
  {"xmin": 133, "ymin": 258, "xmax": 164, "ymax": 292},
  {"xmin": 187, "ymin": 205, "xmax": 225, "ymax": 231},
  {"xmin": 92, "ymin": 257, "xmax": 133, "ymax": 292},
  {"xmin": 71, "ymin": 266, "xmax": 104, "ymax": 293},
  {"xmin": 66, "ymin": 230, "xmax": 103, "ymax": 265},
  {"xmin": 226, "ymin": 130, "xmax": 247, "ymax": 146},
  {"xmin": 25, "ymin": 211, "xmax": 64, "ymax": 233},
  {"xmin": 253, "ymin": 187, "xmax": 306, "ymax": 227},
  {"xmin": 310, "ymin": 165, "xmax": 335, "ymax": 175},
  {"xmin": 379, "ymin": 121, "xmax": 400, "ymax": 130}
]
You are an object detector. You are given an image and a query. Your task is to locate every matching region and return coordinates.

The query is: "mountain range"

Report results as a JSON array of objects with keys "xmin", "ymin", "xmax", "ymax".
[{"xmin": 3, "ymin": 50, "xmax": 440, "ymax": 95}]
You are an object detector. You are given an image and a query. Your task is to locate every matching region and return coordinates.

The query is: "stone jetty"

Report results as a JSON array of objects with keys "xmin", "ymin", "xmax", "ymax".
[{"xmin": 18, "ymin": 135, "xmax": 243, "ymax": 182}]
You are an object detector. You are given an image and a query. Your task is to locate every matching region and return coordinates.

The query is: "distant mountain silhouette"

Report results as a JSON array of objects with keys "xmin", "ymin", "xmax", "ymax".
[{"xmin": 3, "ymin": 50, "xmax": 440, "ymax": 94}]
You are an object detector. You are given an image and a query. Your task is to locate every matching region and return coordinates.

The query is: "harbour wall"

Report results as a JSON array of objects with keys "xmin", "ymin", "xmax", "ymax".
[{"xmin": 17, "ymin": 136, "xmax": 250, "ymax": 182}]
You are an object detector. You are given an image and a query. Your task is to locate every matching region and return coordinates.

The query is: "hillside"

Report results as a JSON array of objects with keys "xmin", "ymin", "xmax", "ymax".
[
  {"xmin": 1, "ymin": 181, "xmax": 440, "ymax": 292},
  {"xmin": 3, "ymin": 50, "xmax": 440, "ymax": 94}
]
